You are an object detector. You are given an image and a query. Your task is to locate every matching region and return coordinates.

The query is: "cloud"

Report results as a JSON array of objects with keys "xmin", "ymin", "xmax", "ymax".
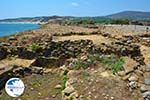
[{"xmin": 71, "ymin": 2, "xmax": 79, "ymax": 7}]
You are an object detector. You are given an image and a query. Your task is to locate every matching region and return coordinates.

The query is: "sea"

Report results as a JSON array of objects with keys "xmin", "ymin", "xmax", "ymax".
[{"xmin": 0, "ymin": 23, "xmax": 40, "ymax": 37}]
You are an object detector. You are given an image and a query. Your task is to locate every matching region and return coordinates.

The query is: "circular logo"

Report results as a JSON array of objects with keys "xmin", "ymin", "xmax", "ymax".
[{"xmin": 5, "ymin": 78, "xmax": 25, "ymax": 97}]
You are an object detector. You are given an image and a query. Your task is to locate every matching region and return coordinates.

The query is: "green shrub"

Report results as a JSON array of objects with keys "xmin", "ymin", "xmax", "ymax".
[
  {"xmin": 88, "ymin": 54, "xmax": 124, "ymax": 74},
  {"xmin": 111, "ymin": 57, "xmax": 124, "ymax": 74},
  {"xmin": 111, "ymin": 19, "xmax": 130, "ymax": 25},
  {"xmin": 68, "ymin": 96, "xmax": 73, "ymax": 100},
  {"xmin": 29, "ymin": 43, "xmax": 40, "ymax": 52},
  {"xmin": 74, "ymin": 60, "xmax": 88, "ymax": 70},
  {"xmin": 61, "ymin": 75, "xmax": 68, "ymax": 90},
  {"xmin": 71, "ymin": 54, "xmax": 124, "ymax": 74}
]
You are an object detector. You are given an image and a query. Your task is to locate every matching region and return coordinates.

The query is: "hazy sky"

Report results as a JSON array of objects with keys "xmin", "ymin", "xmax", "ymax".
[{"xmin": 0, "ymin": 0, "xmax": 149, "ymax": 19}]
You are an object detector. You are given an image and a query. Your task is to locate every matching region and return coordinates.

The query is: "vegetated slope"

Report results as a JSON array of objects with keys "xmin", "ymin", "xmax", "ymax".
[
  {"xmin": 106, "ymin": 11, "xmax": 150, "ymax": 20},
  {"xmin": 0, "ymin": 16, "xmax": 74, "ymax": 22},
  {"xmin": 1, "ymin": 11, "xmax": 150, "ymax": 24}
]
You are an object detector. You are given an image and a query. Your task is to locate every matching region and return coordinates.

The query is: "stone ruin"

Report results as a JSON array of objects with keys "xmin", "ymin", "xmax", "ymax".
[{"xmin": 0, "ymin": 38, "xmax": 149, "ymax": 99}]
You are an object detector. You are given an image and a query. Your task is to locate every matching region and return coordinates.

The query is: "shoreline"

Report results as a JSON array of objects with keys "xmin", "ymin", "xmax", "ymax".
[
  {"xmin": 0, "ymin": 21, "xmax": 42, "ymax": 24},
  {"xmin": 0, "ymin": 23, "xmax": 41, "ymax": 38}
]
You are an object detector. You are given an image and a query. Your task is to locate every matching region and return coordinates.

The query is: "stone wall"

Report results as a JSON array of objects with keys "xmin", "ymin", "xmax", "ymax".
[{"xmin": 0, "ymin": 47, "xmax": 9, "ymax": 60}]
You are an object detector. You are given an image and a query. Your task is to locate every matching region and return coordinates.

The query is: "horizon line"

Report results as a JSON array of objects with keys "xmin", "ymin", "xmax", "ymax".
[{"xmin": 0, "ymin": 10, "xmax": 150, "ymax": 20}]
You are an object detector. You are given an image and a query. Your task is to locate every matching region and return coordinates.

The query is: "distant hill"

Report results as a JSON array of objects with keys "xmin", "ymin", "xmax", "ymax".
[
  {"xmin": 0, "ymin": 16, "xmax": 74, "ymax": 23},
  {"xmin": 106, "ymin": 11, "xmax": 150, "ymax": 20},
  {"xmin": 0, "ymin": 11, "xmax": 150, "ymax": 23}
]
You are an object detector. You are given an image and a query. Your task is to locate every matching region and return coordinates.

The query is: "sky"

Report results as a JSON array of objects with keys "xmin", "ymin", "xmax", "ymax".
[{"xmin": 0, "ymin": 0, "xmax": 150, "ymax": 19}]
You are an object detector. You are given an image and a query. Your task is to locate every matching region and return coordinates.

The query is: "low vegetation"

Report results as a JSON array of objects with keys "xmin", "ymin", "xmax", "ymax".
[
  {"xmin": 71, "ymin": 54, "xmax": 124, "ymax": 74},
  {"xmin": 110, "ymin": 19, "xmax": 130, "ymax": 25},
  {"xmin": 94, "ymin": 55, "xmax": 124, "ymax": 74},
  {"xmin": 29, "ymin": 43, "xmax": 41, "ymax": 52},
  {"xmin": 111, "ymin": 57, "xmax": 124, "ymax": 74}
]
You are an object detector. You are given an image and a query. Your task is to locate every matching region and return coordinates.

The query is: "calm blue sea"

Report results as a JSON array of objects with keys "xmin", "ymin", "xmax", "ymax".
[{"xmin": 0, "ymin": 23, "xmax": 40, "ymax": 37}]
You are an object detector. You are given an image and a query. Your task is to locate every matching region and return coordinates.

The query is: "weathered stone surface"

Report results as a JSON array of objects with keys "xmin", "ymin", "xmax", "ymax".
[
  {"xmin": 31, "ymin": 57, "xmax": 65, "ymax": 68},
  {"xmin": 128, "ymin": 73, "xmax": 139, "ymax": 81},
  {"xmin": 144, "ymin": 72, "xmax": 150, "ymax": 85},
  {"xmin": 144, "ymin": 79, "xmax": 150, "ymax": 85},
  {"xmin": 63, "ymin": 86, "xmax": 75, "ymax": 95},
  {"xmin": 17, "ymin": 47, "xmax": 38, "ymax": 59},
  {"xmin": 142, "ymin": 91, "xmax": 150, "ymax": 100},
  {"xmin": 140, "ymin": 85, "xmax": 150, "ymax": 93},
  {"xmin": 43, "ymin": 40, "xmax": 96, "ymax": 58},
  {"xmin": 0, "ymin": 64, "xmax": 13, "ymax": 76},
  {"xmin": 8, "ymin": 36, "xmax": 17, "ymax": 41},
  {"xmin": 30, "ymin": 66, "xmax": 43, "ymax": 74},
  {"xmin": 135, "ymin": 70, "xmax": 144, "ymax": 83},
  {"xmin": 43, "ymin": 68, "xmax": 52, "ymax": 74},
  {"xmin": 12, "ymin": 66, "xmax": 32, "ymax": 77},
  {"xmin": 145, "ymin": 65, "xmax": 150, "ymax": 72},
  {"xmin": 0, "ymin": 47, "xmax": 8, "ymax": 60},
  {"xmin": 0, "ymin": 64, "xmax": 13, "ymax": 89},
  {"xmin": 122, "ymin": 74, "xmax": 131, "ymax": 81},
  {"xmin": 55, "ymin": 84, "xmax": 62, "ymax": 89},
  {"xmin": 128, "ymin": 81, "xmax": 138, "ymax": 91},
  {"xmin": 0, "ymin": 42, "xmax": 10, "ymax": 46},
  {"xmin": 65, "ymin": 78, "xmax": 77, "ymax": 87},
  {"xmin": 100, "ymin": 71, "xmax": 110, "ymax": 77},
  {"xmin": 123, "ymin": 57, "xmax": 139, "ymax": 73},
  {"xmin": 117, "ymin": 71, "xmax": 126, "ymax": 77},
  {"xmin": 70, "ymin": 91, "xmax": 79, "ymax": 98}
]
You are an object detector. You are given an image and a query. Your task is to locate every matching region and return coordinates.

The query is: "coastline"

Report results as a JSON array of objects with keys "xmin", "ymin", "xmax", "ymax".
[
  {"xmin": 0, "ymin": 21, "xmax": 48, "ymax": 25},
  {"xmin": 0, "ymin": 22, "xmax": 40, "ymax": 38},
  {"xmin": 0, "ymin": 21, "xmax": 41, "ymax": 24}
]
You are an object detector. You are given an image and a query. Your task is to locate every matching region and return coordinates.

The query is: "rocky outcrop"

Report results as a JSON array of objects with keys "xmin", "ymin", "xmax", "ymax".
[{"xmin": 0, "ymin": 47, "xmax": 9, "ymax": 60}]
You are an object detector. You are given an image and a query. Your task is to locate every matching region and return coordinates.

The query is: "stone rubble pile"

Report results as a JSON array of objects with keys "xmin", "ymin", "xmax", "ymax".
[
  {"xmin": 134, "ymin": 34, "xmax": 150, "ymax": 47},
  {"xmin": 116, "ymin": 57, "xmax": 150, "ymax": 100}
]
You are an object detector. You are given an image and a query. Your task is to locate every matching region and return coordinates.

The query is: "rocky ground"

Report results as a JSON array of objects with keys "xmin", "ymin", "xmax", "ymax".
[{"xmin": 0, "ymin": 24, "xmax": 150, "ymax": 100}]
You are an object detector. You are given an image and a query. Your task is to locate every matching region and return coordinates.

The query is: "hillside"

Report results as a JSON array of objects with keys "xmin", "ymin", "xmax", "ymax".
[
  {"xmin": 106, "ymin": 11, "xmax": 150, "ymax": 20},
  {"xmin": 0, "ymin": 11, "xmax": 150, "ymax": 24},
  {"xmin": 0, "ymin": 16, "xmax": 73, "ymax": 22}
]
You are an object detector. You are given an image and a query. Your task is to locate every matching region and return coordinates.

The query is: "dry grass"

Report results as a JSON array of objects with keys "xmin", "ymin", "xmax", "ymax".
[
  {"xmin": 53, "ymin": 35, "xmax": 113, "ymax": 45},
  {"xmin": 0, "ymin": 57, "xmax": 35, "ymax": 67}
]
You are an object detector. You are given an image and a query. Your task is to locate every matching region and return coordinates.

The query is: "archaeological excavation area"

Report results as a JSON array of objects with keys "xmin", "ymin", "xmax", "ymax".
[{"xmin": 0, "ymin": 24, "xmax": 150, "ymax": 100}]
